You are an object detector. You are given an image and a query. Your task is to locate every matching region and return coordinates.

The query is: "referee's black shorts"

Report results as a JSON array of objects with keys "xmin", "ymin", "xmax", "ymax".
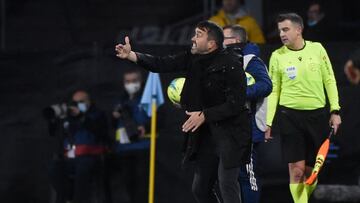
[{"xmin": 278, "ymin": 106, "xmax": 329, "ymax": 166}]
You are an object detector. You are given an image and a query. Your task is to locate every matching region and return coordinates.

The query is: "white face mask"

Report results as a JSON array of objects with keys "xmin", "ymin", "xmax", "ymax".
[
  {"xmin": 307, "ymin": 20, "xmax": 318, "ymax": 27},
  {"xmin": 125, "ymin": 82, "xmax": 141, "ymax": 95},
  {"xmin": 77, "ymin": 102, "xmax": 88, "ymax": 113}
]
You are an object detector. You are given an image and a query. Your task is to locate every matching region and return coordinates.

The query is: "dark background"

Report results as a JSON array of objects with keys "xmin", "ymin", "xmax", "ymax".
[{"xmin": 0, "ymin": 0, "xmax": 359, "ymax": 202}]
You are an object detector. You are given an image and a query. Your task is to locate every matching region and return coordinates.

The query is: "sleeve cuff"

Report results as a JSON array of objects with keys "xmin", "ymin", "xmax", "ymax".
[{"xmin": 330, "ymin": 110, "xmax": 340, "ymax": 115}]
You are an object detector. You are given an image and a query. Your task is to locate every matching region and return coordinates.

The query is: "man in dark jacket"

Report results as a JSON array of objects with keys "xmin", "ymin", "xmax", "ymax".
[
  {"xmin": 303, "ymin": 1, "xmax": 336, "ymax": 42},
  {"xmin": 223, "ymin": 25, "xmax": 272, "ymax": 203},
  {"xmin": 115, "ymin": 21, "xmax": 251, "ymax": 203},
  {"xmin": 48, "ymin": 90, "xmax": 109, "ymax": 203},
  {"xmin": 111, "ymin": 69, "xmax": 151, "ymax": 203}
]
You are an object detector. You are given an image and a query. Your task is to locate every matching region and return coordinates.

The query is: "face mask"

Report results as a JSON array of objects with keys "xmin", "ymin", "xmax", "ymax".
[
  {"xmin": 77, "ymin": 102, "xmax": 88, "ymax": 113},
  {"xmin": 125, "ymin": 82, "xmax": 141, "ymax": 95},
  {"xmin": 307, "ymin": 20, "xmax": 317, "ymax": 27}
]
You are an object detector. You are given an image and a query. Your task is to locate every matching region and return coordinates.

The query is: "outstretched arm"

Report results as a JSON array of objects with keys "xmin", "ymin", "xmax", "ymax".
[
  {"xmin": 115, "ymin": 36, "xmax": 189, "ymax": 73},
  {"xmin": 115, "ymin": 36, "xmax": 138, "ymax": 62}
]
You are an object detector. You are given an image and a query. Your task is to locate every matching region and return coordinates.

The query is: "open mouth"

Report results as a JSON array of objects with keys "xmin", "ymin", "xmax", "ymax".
[{"xmin": 192, "ymin": 43, "xmax": 197, "ymax": 49}]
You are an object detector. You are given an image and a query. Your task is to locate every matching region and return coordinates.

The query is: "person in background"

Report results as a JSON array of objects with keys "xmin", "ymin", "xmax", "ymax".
[
  {"xmin": 49, "ymin": 90, "xmax": 109, "ymax": 203},
  {"xmin": 111, "ymin": 68, "xmax": 150, "ymax": 203},
  {"xmin": 209, "ymin": 0, "xmax": 265, "ymax": 44},
  {"xmin": 223, "ymin": 25, "xmax": 272, "ymax": 203},
  {"xmin": 303, "ymin": 1, "xmax": 334, "ymax": 42}
]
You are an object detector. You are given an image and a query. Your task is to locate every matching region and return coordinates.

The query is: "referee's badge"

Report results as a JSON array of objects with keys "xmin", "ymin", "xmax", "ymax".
[{"xmin": 286, "ymin": 66, "xmax": 297, "ymax": 80}]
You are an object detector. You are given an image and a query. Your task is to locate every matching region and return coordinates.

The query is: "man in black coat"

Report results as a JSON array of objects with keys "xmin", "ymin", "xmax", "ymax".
[{"xmin": 115, "ymin": 21, "xmax": 251, "ymax": 203}]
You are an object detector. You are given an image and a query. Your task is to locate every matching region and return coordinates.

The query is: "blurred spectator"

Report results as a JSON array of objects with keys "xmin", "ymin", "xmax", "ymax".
[
  {"xmin": 48, "ymin": 90, "xmax": 109, "ymax": 203},
  {"xmin": 303, "ymin": 1, "xmax": 335, "ymax": 42},
  {"xmin": 344, "ymin": 48, "xmax": 360, "ymax": 85},
  {"xmin": 110, "ymin": 68, "xmax": 150, "ymax": 203},
  {"xmin": 209, "ymin": 0, "xmax": 266, "ymax": 44},
  {"xmin": 264, "ymin": 14, "xmax": 283, "ymax": 44}
]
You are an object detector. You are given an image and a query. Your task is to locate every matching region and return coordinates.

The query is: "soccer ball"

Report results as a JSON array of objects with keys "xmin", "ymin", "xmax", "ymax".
[
  {"xmin": 167, "ymin": 73, "xmax": 253, "ymax": 105},
  {"xmin": 167, "ymin": 77, "xmax": 185, "ymax": 105},
  {"xmin": 245, "ymin": 72, "xmax": 255, "ymax": 86}
]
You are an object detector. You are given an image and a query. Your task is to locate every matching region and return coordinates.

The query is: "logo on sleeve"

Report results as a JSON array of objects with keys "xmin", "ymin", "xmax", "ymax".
[{"xmin": 286, "ymin": 66, "xmax": 297, "ymax": 80}]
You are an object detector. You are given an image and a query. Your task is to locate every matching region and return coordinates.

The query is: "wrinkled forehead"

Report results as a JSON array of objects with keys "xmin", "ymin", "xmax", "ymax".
[
  {"xmin": 195, "ymin": 27, "xmax": 208, "ymax": 35},
  {"xmin": 278, "ymin": 19, "xmax": 297, "ymax": 29},
  {"xmin": 223, "ymin": 28, "xmax": 233, "ymax": 36}
]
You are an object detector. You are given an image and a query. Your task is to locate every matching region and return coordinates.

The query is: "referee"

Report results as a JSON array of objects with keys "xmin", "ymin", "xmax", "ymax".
[{"xmin": 265, "ymin": 13, "xmax": 341, "ymax": 202}]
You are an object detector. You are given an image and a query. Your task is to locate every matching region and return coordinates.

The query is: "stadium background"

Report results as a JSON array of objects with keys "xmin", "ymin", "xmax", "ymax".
[{"xmin": 0, "ymin": 0, "xmax": 359, "ymax": 202}]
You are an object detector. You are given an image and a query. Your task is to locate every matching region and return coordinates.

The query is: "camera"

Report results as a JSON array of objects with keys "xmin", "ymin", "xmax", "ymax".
[
  {"xmin": 114, "ymin": 104, "xmax": 140, "ymax": 141},
  {"xmin": 43, "ymin": 101, "xmax": 78, "ymax": 120}
]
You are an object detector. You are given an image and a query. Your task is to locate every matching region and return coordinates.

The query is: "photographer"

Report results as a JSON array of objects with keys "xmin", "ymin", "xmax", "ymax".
[
  {"xmin": 110, "ymin": 69, "xmax": 150, "ymax": 203},
  {"xmin": 47, "ymin": 90, "xmax": 109, "ymax": 203}
]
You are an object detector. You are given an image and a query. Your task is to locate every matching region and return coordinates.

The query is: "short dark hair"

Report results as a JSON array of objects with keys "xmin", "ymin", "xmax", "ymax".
[
  {"xmin": 309, "ymin": 1, "xmax": 323, "ymax": 13},
  {"xmin": 277, "ymin": 13, "xmax": 304, "ymax": 29},
  {"xmin": 123, "ymin": 68, "xmax": 142, "ymax": 81},
  {"xmin": 196, "ymin": 21, "xmax": 224, "ymax": 48},
  {"xmin": 223, "ymin": 25, "xmax": 248, "ymax": 43}
]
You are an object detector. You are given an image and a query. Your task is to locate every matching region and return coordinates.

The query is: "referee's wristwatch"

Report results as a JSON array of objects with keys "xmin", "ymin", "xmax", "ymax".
[{"xmin": 330, "ymin": 110, "xmax": 340, "ymax": 115}]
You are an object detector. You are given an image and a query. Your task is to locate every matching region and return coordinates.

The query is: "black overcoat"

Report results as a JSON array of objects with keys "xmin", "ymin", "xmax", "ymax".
[{"xmin": 135, "ymin": 48, "xmax": 251, "ymax": 168}]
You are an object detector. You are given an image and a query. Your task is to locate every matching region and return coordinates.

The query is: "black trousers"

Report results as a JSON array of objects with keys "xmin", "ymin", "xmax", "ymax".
[
  {"xmin": 192, "ymin": 149, "xmax": 242, "ymax": 203},
  {"xmin": 49, "ymin": 155, "xmax": 109, "ymax": 203},
  {"xmin": 278, "ymin": 106, "xmax": 329, "ymax": 166},
  {"xmin": 109, "ymin": 150, "xmax": 149, "ymax": 203}
]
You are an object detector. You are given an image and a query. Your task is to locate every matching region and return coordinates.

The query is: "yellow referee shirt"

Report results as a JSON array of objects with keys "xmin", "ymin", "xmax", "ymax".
[{"xmin": 267, "ymin": 41, "xmax": 340, "ymax": 126}]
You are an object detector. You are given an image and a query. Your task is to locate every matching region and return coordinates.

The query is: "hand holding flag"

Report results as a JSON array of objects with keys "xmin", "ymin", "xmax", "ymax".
[{"xmin": 305, "ymin": 128, "xmax": 335, "ymax": 185}]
